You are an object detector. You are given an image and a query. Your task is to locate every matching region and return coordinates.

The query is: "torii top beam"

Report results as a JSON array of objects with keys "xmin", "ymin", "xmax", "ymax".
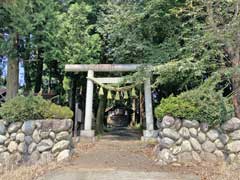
[{"xmin": 65, "ymin": 64, "xmax": 141, "ymax": 72}]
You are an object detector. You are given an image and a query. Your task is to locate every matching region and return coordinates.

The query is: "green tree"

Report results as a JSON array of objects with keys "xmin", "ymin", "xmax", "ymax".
[
  {"xmin": 54, "ymin": 2, "xmax": 101, "ymax": 65},
  {"xmin": 0, "ymin": 0, "xmax": 32, "ymax": 99},
  {"xmin": 28, "ymin": 0, "xmax": 61, "ymax": 93},
  {"xmin": 97, "ymin": 1, "xmax": 147, "ymax": 63},
  {"xmin": 97, "ymin": 1, "xmax": 187, "ymax": 64},
  {"xmin": 47, "ymin": 2, "xmax": 102, "ymax": 108},
  {"xmin": 204, "ymin": 0, "xmax": 240, "ymax": 118}
]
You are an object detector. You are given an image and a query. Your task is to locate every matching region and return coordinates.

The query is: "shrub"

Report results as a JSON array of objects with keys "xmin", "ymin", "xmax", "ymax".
[
  {"xmin": 155, "ymin": 75, "xmax": 234, "ymax": 126},
  {"xmin": 0, "ymin": 95, "xmax": 73, "ymax": 122},
  {"xmin": 155, "ymin": 95, "xmax": 199, "ymax": 120},
  {"xmin": 48, "ymin": 103, "xmax": 73, "ymax": 119}
]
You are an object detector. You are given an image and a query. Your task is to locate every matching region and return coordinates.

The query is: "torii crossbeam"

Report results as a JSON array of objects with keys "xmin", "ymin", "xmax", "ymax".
[{"xmin": 65, "ymin": 64, "xmax": 158, "ymax": 140}]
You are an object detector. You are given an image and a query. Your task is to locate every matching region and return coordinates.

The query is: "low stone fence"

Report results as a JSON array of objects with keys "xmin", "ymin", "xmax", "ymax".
[
  {"xmin": 155, "ymin": 116, "xmax": 240, "ymax": 165},
  {"xmin": 0, "ymin": 119, "xmax": 73, "ymax": 166}
]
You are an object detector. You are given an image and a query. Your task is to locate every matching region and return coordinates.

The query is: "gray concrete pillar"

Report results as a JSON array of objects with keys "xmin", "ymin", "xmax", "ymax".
[
  {"xmin": 142, "ymin": 77, "xmax": 158, "ymax": 141},
  {"xmin": 144, "ymin": 77, "xmax": 154, "ymax": 130},
  {"xmin": 81, "ymin": 70, "xmax": 95, "ymax": 137}
]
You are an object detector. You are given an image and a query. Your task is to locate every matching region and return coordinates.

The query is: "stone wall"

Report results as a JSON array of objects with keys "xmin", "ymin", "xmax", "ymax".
[
  {"xmin": 0, "ymin": 119, "xmax": 73, "ymax": 166},
  {"xmin": 155, "ymin": 116, "xmax": 240, "ymax": 165}
]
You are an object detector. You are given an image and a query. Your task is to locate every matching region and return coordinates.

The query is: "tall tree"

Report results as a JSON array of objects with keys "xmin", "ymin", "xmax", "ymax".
[
  {"xmin": 0, "ymin": 0, "xmax": 32, "ymax": 99},
  {"xmin": 204, "ymin": 0, "xmax": 240, "ymax": 117},
  {"xmin": 47, "ymin": 2, "xmax": 102, "ymax": 108},
  {"xmin": 29, "ymin": 0, "xmax": 60, "ymax": 93},
  {"xmin": 55, "ymin": 2, "xmax": 101, "ymax": 65},
  {"xmin": 97, "ymin": 0, "xmax": 185, "ymax": 64}
]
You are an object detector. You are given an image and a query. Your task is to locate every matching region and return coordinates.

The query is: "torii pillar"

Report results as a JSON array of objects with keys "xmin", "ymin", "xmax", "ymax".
[
  {"xmin": 80, "ymin": 70, "xmax": 95, "ymax": 137},
  {"xmin": 142, "ymin": 75, "xmax": 158, "ymax": 141},
  {"xmin": 65, "ymin": 64, "xmax": 158, "ymax": 140}
]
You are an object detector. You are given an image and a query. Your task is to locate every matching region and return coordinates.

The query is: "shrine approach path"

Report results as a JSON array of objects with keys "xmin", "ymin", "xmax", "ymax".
[{"xmin": 38, "ymin": 127, "xmax": 200, "ymax": 180}]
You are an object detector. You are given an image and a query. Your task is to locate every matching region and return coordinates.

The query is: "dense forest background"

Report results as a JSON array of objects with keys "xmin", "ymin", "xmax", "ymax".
[{"xmin": 1, "ymin": 0, "xmax": 240, "ymax": 127}]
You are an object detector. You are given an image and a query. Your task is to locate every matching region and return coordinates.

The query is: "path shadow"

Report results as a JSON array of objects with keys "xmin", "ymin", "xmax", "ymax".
[{"xmin": 101, "ymin": 127, "xmax": 142, "ymax": 141}]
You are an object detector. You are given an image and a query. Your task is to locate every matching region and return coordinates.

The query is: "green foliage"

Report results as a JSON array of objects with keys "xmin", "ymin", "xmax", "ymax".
[
  {"xmin": 1, "ymin": 0, "xmax": 238, "ymax": 119},
  {"xmin": 0, "ymin": 95, "xmax": 73, "ymax": 122},
  {"xmin": 48, "ymin": 103, "xmax": 73, "ymax": 119},
  {"xmin": 63, "ymin": 76, "xmax": 71, "ymax": 91},
  {"xmin": 0, "ymin": 0, "xmax": 32, "ymax": 58},
  {"xmin": 155, "ymin": 75, "xmax": 234, "ymax": 126},
  {"xmin": 97, "ymin": 1, "xmax": 145, "ymax": 63},
  {"xmin": 0, "ymin": 95, "xmax": 48, "ymax": 122},
  {"xmin": 97, "ymin": 0, "xmax": 183, "ymax": 64},
  {"xmin": 100, "ymin": 0, "xmax": 220, "ymax": 96},
  {"xmin": 155, "ymin": 95, "xmax": 199, "ymax": 120},
  {"xmin": 1, "ymin": 0, "xmax": 101, "ymax": 101},
  {"xmin": 54, "ymin": 2, "xmax": 101, "ymax": 65},
  {"xmin": 153, "ymin": 58, "xmax": 208, "ymax": 91}
]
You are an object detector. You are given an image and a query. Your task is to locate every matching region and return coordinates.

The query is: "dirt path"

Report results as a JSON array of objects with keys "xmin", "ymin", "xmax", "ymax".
[
  {"xmin": 70, "ymin": 139, "xmax": 159, "ymax": 171},
  {"xmin": 38, "ymin": 128, "xmax": 200, "ymax": 180}
]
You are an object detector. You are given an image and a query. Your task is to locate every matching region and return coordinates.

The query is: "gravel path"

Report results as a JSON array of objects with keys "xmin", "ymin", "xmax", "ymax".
[
  {"xmin": 38, "ymin": 170, "xmax": 199, "ymax": 180},
  {"xmin": 38, "ymin": 128, "xmax": 200, "ymax": 180}
]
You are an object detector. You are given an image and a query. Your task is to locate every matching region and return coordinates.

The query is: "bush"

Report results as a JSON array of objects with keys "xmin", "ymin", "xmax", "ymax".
[
  {"xmin": 155, "ymin": 95, "xmax": 199, "ymax": 120},
  {"xmin": 0, "ymin": 95, "xmax": 73, "ymax": 122},
  {"xmin": 48, "ymin": 103, "xmax": 73, "ymax": 119},
  {"xmin": 155, "ymin": 75, "xmax": 234, "ymax": 126}
]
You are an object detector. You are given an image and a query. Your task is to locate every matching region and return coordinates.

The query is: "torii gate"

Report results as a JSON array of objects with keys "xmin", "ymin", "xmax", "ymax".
[{"xmin": 65, "ymin": 64, "xmax": 158, "ymax": 140}]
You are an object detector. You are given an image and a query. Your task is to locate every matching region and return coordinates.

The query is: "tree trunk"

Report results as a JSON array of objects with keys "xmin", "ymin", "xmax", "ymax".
[
  {"xmin": 70, "ymin": 75, "xmax": 77, "ymax": 111},
  {"xmin": 23, "ymin": 60, "xmax": 31, "ymax": 94},
  {"xmin": 23, "ymin": 34, "xmax": 32, "ymax": 94},
  {"xmin": 96, "ymin": 94, "xmax": 107, "ymax": 134},
  {"xmin": 139, "ymin": 89, "xmax": 144, "ymax": 126},
  {"xmin": 6, "ymin": 33, "xmax": 19, "ymax": 100},
  {"xmin": 34, "ymin": 48, "xmax": 43, "ymax": 93},
  {"xmin": 6, "ymin": 58, "xmax": 19, "ymax": 100},
  {"xmin": 232, "ymin": 50, "xmax": 240, "ymax": 118},
  {"xmin": 130, "ymin": 98, "xmax": 136, "ymax": 126}
]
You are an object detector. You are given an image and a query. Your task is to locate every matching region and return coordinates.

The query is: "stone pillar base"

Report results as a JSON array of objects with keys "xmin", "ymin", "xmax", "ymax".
[
  {"xmin": 80, "ymin": 130, "xmax": 95, "ymax": 138},
  {"xmin": 141, "ymin": 130, "xmax": 158, "ymax": 142}
]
